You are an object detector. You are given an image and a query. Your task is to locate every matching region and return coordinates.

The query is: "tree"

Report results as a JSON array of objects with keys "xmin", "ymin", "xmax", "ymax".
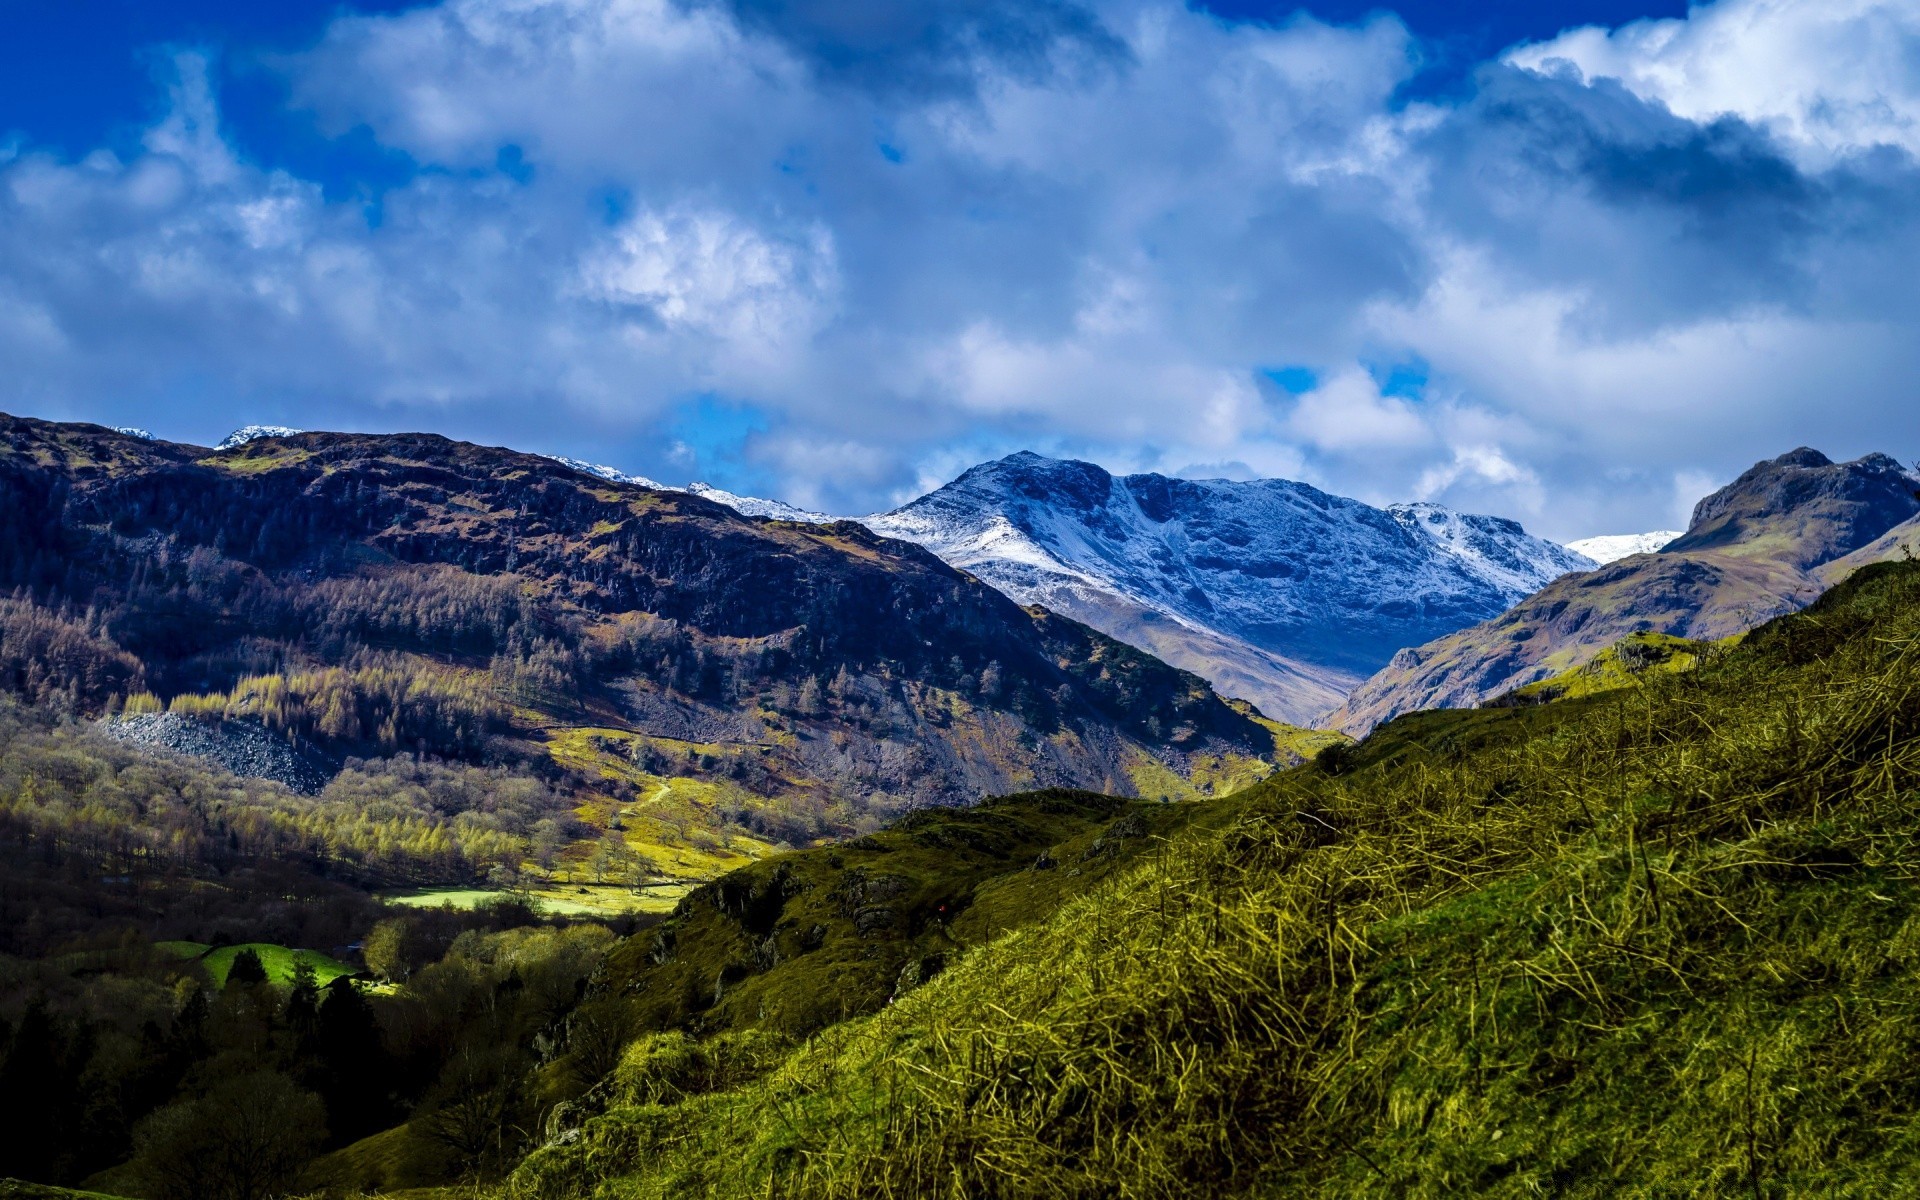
[
  {"xmin": 362, "ymin": 918, "xmax": 423, "ymax": 984},
  {"xmin": 315, "ymin": 977, "xmax": 392, "ymax": 1143},
  {"xmin": 283, "ymin": 960, "xmax": 320, "ymax": 1054},
  {"xmin": 422, "ymin": 1042, "xmax": 532, "ymax": 1179},
  {"xmin": 225, "ymin": 948, "xmax": 268, "ymax": 988},
  {"xmin": 132, "ymin": 1070, "xmax": 325, "ymax": 1200}
]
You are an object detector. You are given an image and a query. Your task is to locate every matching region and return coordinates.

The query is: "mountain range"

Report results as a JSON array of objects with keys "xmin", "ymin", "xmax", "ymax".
[
  {"xmin": 0, "ymin": 415, "xmax": 1283, "ymax": 849},
  {"xmin": 71, "ymin": 422, "xmax": 1917, "ymax": 748},
  {"xmin": 200, "ymin": 430, "xmax": 1607, "ymax": 729},
  {"xmin": 1333, "ymin": 448, "xmax": 1920, "ymax": 734},
  {"xmin": 859, "ymin": 452, "xmax": 1592, "ymax": 725}
]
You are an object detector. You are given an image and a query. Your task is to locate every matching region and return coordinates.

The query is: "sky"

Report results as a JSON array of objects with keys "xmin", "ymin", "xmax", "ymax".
[{"xmin": 0, "ymin": 0, "xmax": 1915, "ymax": 539}]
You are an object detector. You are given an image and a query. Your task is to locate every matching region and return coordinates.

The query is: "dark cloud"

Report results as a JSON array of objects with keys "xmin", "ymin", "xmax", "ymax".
[{"xmin": 698, "ymin": 0, "xmax": 1130, "ymax": 95}]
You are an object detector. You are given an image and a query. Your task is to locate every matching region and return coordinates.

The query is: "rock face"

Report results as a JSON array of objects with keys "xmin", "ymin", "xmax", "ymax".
[
  {"xmin": 1332, "ymin": 448, "xmax": 1920, "ymax": 735},
  {"xmin": 861, "ymin": 452, "xmax": 1591, "ymax": 725},
  {"xmin": 0, "ymin": 415, "xmax": 1273, "ymax": 825},
  {"xmin": 1664, "ymin": 449, "xmax": 1920, "ymax": 568}
]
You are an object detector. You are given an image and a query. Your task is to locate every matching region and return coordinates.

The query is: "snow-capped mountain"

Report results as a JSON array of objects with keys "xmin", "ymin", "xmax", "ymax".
[
  {"xmin": 1566, "ymin": 531, "xmax": 1684, "ymax": 563},
  {"xmin": 541, "ymin": 456, "xmax": 834, "ymax": 523},
  {"xmin": 217, "ymin": 425, "xmax": 304, "ymax": 450},
  {"xmin": 860, "ymin": 452, "xmax": 1592, "ymax": 725},
  {"xmin": 114, "ymin": 426, "xmax": 156, "ymax": 440}
]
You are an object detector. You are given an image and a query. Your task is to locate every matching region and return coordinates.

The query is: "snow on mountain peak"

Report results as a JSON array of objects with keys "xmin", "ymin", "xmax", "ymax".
[
  {"xmin": 1565, "ymin": 531, "xmax": 1684, "ymax": 563},
  {"xmin": 216, "ymin": 425, "xmax": 304, "ymax": 450},
  {"xmin": 859, "ymin": 452, "xmax": 1592, "ymax": 725},
  {"xmin": 114, "ymin": 427, "xmax": 156, "ymax": 440},
  {"xmin": 1388, "ymin": 502, "xmax": 1597, "ymax": 594}
]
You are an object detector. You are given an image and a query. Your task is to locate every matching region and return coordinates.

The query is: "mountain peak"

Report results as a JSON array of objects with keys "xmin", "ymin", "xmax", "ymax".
[
  {"xmin": 863, "ymin": 458, "xmax": 1586, "ymax": 723},
  {"xmin": 1774, "ymin": 447, "xmax": 1833, "ymax": 468},
  {"xmin": 1669, "ymin": 448, "xmax": 1920, "ymax": 568}
]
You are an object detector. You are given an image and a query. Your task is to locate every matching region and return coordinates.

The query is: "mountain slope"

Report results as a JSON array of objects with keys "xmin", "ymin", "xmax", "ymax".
[
  {"xmin": 1818, "ymin": 511, "xmax": 1920, "ymax": 585},
  {"xmin": 0, "ymin": 415, "xmax": 1276, "ymax": 854},
  {"xmin": 861, "ymin": 453, "xmax": 1590, "ymax": 725},
  {"xmin": 510, "ymin": 557, "xmax": 1920, "ymax": 1200},
  {"xmin": 1332, "ymin": 448, "xmax": 1920, "ymax": 734}
]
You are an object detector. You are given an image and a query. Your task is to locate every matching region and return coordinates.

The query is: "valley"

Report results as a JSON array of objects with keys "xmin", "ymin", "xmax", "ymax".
[{"xmin": 5, "ymin": 420, "xmax": 1920, "ymax": 1200}]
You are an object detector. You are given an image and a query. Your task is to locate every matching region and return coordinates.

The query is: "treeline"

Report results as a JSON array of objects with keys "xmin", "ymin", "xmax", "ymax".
[
  {"xmin": 0, "ymin": 593, "xmax": 145, "ymax": 713},
  {"xmin": 0, "ymin": 917, "xmax": 616, "ymax": 1196},
  {"xmin": 0, "ymin": 697, "xmax": 577, "ymax": 911},
  {"xmin": 153, "ymin": 658, "xmax": 509, "ymax": 760}
]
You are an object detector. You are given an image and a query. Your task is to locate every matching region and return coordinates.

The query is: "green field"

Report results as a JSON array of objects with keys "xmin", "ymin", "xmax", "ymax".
[
  {"xmin": 381, "ymin": 882, "xmax": 693, "ymax": 916},
  {"xmin": 157, "ymin": 941, "xmax": 358, "ymax": 987}
]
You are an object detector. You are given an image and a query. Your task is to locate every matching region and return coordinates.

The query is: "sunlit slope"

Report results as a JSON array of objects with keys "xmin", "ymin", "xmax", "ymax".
[{"xmin": 512, "ymin": 559, "xmax": 1920, "ymax": 1198}]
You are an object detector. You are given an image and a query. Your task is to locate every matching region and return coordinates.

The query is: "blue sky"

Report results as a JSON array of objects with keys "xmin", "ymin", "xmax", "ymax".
[{"xmin": 0, "ymin": 0, "xmax": 1914, "ymax": 537}]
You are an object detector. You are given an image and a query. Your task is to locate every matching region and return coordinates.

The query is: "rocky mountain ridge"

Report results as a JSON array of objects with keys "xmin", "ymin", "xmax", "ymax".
[
  {"xmin": 1332, "ymin": 448, "xmax": 1920, "ymax": 734},
  {"xmin": 0, "ymin": 415, "xmax": 1280, "ymax": 845}
]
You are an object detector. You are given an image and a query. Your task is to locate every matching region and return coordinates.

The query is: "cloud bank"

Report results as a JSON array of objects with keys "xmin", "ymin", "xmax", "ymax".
[{"xmin": 1, "ymin": 0, "xmax": 1916, "ymax": 536}]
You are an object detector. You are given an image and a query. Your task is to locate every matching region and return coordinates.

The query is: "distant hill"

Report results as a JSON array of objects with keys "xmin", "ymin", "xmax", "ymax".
[
  {"xmin": 861, "ymin": 452, "xmax": 1592, "ymax": 725},
  {"xmin": 0, "ymin": 414, "xmax": 1277, "ymax": 851},
  {"xmin": 1331, "ymin": 448, "xmax": 1920, "ymax": 734}
]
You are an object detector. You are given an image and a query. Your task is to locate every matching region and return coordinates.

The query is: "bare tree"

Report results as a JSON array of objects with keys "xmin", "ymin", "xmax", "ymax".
[{"xmin": 133, "ymin": 1070, "xmax": 326, "ymax": 1200}]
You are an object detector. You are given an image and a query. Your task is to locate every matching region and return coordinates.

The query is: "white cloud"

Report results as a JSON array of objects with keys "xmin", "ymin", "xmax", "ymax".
[
  {"xmin": 1286, "ymin": 369, "xmax": 1431, "ymax": 453},
  {"xmin": 577, "ymin": 206, "xmax": 840, "ymax": 363},
  {"xmin": 0, "ymin": 0, "xmax": 1917, "ymax": 531},
  {"xmin": 1508, "ymin": 0, "xmax": 1920, "ymax": 167}
]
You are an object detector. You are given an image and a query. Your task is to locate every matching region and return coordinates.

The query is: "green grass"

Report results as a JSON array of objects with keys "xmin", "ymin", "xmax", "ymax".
[
  {"xmin": 499, "ymin": 560, "xmax": 1920, "ymax": 1199},
  {"xmin": 158, "ymin": 941, "xmax": 357, "ymax": 987},
  {"xmin": 1503, "ymin": 629, "xmax": 1719, "ymax": 704},
  {"xmin": 569, "ymin": 788, "xmax": 1225, "ymax": 1046},
  {"xmin": 381, "ymin": 883, "xmax": 694, "ymax": 917},
  {"xmin": 0, "ymin": 1183, "xmax": 133, "ymax": 1199}
]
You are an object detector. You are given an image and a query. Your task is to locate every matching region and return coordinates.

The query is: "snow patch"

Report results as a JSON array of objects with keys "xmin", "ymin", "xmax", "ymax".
[
  {"xmin": 217, "ymin": 425, "xmax": 304, "ymax": 450},
  {"xmin": 1566, "ymin": 532, "xmax": 1684, "ymax": 563},
  {"xmin": 539, "ymin": 455, "xmax": 833, "ymax": 523}
]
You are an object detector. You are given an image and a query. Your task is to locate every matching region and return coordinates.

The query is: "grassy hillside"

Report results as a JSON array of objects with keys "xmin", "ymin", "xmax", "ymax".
[
  {"xmin": 1496, "ymin": 629, "xmax": 1718, "ymax": 705},
  {"xmin": 571, "ymin": 788, "xmax": 1231, "ymax": 1048},
  {"xmin": 0, "ymin": 1183, "xmax": 133, "ymax": 1199},
  {"xmin": 505, "ymin": 559, "xmax": 1920, "ymax": 1198},
  {"xmin": 157, "ymin": 941, "xmax": 358, "ymax": 987}
]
